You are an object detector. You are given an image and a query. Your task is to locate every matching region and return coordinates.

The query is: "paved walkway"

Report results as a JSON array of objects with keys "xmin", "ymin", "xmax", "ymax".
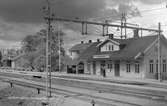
[
  {"xmin": 1, "ymin": 69, "xmax": 167, "ymax": 89},
  {"xmin": 52, "ymin": 72, "xmax": 167, "ymax": 86}
]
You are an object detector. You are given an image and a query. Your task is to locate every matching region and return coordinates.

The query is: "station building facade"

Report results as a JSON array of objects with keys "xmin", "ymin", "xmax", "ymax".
[{"xmin": 69, "ymin": 34, "xmax": 167, "ymax": 79}]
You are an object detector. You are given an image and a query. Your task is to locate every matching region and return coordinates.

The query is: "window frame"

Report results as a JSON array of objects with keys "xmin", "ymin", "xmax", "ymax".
[
  {"xmin": 126, "ymin": 62, "xmax": 131, "ymax": 73},
  {"xmin": 112, "ymin": 45, "xmax": 114, "ymax": 51},
  {"xmin": 135, "ymin": 62, "xmax": 140, "ymax": 73},
  {"xmin": 163, "ymin": 59, "xmax": 166, "ymax": 72},
  {"xmin": 108, "ymin": 45, "xmax": 111, "ymax": 51},
  {"xmin": 149, "ymin": 60, "xmax": 154, "ymax": 73}
]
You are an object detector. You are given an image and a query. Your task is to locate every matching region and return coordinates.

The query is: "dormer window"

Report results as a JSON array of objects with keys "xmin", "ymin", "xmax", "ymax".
[
  {"xmin": 100, "ymin": 42, "xmax": 119, "ymax": 52},
  {"xmin": 109, "ymin": 45, "xmax": 111, "ymax": 51},
  {"xmin": 108, "ymin": 45, "xmax": 114, "ymax": 51},
  {"xmin": 112, "ymin": 45, "xmax": 114, "ymax": 50},
  {"xmin": 97, "ymin": 38, "xmax": 120, "ymax": 52}
]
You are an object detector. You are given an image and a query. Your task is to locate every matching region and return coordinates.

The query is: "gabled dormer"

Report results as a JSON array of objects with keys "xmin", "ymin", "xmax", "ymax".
[{"xmin": 97, "ymin": 37, "xmax": 121, "ymax": 52}]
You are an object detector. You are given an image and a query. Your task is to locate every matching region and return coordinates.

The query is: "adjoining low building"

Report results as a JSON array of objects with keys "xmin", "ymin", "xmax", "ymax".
[
  {"xmin": 69, "ymin": 39, "xmax": 101, "ymax": 74},
  {"xmin": 11, "ymin": 53, "xmax": 27, "ymax": 69},
  {"xmin": 1, "ymin": 48, "xmax": 23, "ymax": 68},
  {"xmin": 69, "ymin": 33, "xmax": 167, "ymax": 80}
]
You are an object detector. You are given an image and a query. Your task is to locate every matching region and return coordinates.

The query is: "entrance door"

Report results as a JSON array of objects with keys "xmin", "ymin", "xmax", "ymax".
[
  {"xmin": 114, "ymin": 63, "xmax": 120, "ymax": 76},
  {"xmin": 78, "ymin": 62, "xmax": 84, "ymax": 74},
  {"xmin": 93, "ymin": 61, "xmax": 96, "ymax": 75},
  {"xmin": 100, "ymin": 61, "xmax": 106, "ymax": 77}
]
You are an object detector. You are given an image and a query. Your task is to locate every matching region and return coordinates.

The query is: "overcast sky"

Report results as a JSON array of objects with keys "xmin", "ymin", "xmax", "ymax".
[{"xmin": 0, "ymin": 0, "xmax": 167, "ymax": 49}]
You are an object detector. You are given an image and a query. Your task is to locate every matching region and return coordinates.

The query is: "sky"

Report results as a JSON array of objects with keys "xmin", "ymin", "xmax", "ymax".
[{"xmin": 0, "ymin": 0, "xmax": 167, "ymax": 50}]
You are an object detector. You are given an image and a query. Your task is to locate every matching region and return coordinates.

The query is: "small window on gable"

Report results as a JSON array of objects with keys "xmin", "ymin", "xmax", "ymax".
[
  {"xmin": 109, "ymin": 45, "xmax": 111, "ymax": 51},
  {"xmin": 112, "ymin": 45, "xmax": 114, "ymax": 50},
  {"xmin": 106, "ymin": 45, "xmax": 108, "ymax": 51},
  {"xmin": 100, "ymin": 40, "xmax": 120, "ymax": 52}
]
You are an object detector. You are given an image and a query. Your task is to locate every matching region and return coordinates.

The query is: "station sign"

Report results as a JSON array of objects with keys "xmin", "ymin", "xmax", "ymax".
[{"xmin": 93, "ymin": 55, "xmax": 110, "ymax": 59}]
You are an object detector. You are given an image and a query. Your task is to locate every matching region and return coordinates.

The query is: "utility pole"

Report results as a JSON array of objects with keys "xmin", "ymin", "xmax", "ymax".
[
  {"xmin": 105, "ymin": 20, "xmax": 109, "ymax": 35},
  {"xmin": 58, "ymin": 21, "xmax": 61, "ymax": 73},
  {"xmin": 102, "ymin": 25, "xmax": 105, "ymax": 36},
  {"xmin": 120, "ymin": 13, "xmax": 127, "ymax": 39},
  {"xmin": 43, "ymin": 0, "xmax": 52, "ymax": 98},
  {"xmin": 81, "ymin": 22, "xmax": 88, "ymax": 35},
  {"xmin": 158, "ymin": 22, "xmax": 162, "ymax": 82},
  {"xmin": 120, "ymin": 14, "xmax": 123, "ymax": 39},
  {"xmin": 124, "ymin": 13, "xmax": 127, "ymax": 39}
]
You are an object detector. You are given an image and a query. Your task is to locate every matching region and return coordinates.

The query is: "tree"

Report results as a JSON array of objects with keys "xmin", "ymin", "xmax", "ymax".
[{"xmin": 21, "ymin": 29, "xmax": 65, "ymax": 72}]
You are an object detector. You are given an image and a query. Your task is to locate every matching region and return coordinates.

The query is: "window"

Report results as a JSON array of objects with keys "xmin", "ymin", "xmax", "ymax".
[
  {"xmin": 112, "ymin": 45, "xmax": 114, "ymax": 50},
  {"xmin": 108, "ymin": 63, "xmax": 112, "ymax": 72},
  {"xmin": 106, "ymin": 45, "xmax": 108, "ymax": 51},
  {"xmin": 108, "ymin": 64, "xmax": 112, "ymax": 68},
  {"xmin": 156, "ymin": 60, "xmax": 158, "ymax": 73},
  {"xmin": 156, "ymin": 63, "xmax": 158, "ymax": 73},
  {"xmin": 135, "ymin": 62, "xmax": 140, "ymax": 73},
  {"xmin": 149, "ymin": 60, "xmax": 154, "ymax": 73},
  {"xmin": 126, "ymin": 63, "xmax": 131, "ymax": 72},
  {"xmin": 163, "ymin": 59, "xmax": 166, "ymax": 72},
  {"xmin": 108, "ymin": 45, "xmax": 111, "ymax": 51},
  {"xmin": 108, "ymin": 45, "xmax": 114, "ymax": 51},
  {"xmin": 107, "ymin": 61, "xmax": 112, "ymax": 72}
]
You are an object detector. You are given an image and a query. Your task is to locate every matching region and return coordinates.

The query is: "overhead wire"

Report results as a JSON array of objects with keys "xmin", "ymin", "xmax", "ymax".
[{"xmin": 55, "ymin": 1, "xmax": 167, "ymax": 37}]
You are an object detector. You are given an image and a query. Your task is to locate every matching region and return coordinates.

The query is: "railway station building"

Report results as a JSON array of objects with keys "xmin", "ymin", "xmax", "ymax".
[{"xmin": 68, "ymin": 33, "xmax": 167, "ymax": 80}]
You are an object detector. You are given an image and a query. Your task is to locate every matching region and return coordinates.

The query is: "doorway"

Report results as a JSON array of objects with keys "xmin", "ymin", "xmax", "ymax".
[
  {"xmin": 114, "ymin": 62, "xmax": 120, "ymax": 76},
  {"xmin": 78, "ymin": 62, "xmax": 84, "ymax": 74},
  {"xmin": 100, "ymin": 61, "xmax": 106, "ymax": 77},
  {"xmin": 93, "ymin": 61, "xmax": 96, "ymax": 75}
]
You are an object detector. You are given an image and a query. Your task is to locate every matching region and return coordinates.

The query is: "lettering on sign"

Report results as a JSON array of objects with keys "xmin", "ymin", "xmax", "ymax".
[{"xmin": 93, "ymin": 55, "xmax": 110, "ymax": 58}]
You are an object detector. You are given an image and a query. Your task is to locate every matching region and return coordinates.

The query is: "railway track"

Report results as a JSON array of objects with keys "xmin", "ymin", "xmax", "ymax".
[
  {"xmin": 0, "ymin": 77, "xmax": 142, "ymax": 106},
  {"xmin": 0, "ymin": 72, "xmax": 167, "ymax": 105},
  {"xmin": 54, "ymin": 75, "xmax": 167, "ymax": 89},
  {"xmin": 1, "ymin": 72, "xmax": 167, "ymax": 97},
  {"xmin": 50, "ymin": 76, "xmax": 167, "ymax": 100}
]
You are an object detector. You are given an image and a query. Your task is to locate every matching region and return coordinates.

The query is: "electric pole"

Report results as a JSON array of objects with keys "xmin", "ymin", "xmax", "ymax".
[
  {"xmin": 120, "ymin": 13, "xmax": 127, "ymax": 39},
  {"xmin": 43, "ymin": 0, "xmax": 52, "ymax": 98},
  {"xmin": 57, "ymin": 21, "xmax": 61, "ymax": 73},
  {"xmin": 158, "ymin": 22, "xmax": 162, "ymax": 82}
]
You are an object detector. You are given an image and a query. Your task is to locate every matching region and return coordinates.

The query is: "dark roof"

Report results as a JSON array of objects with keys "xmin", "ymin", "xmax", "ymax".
[
  {"xmin": 69, "ymin": 35, "xmax": 167, "ymax": 63},
  {"xmin": 95, "ymin": 35, "xmax": 159, "ymax": 60},
  {"xmin": 69, "ymin": 42, "xmax": 92, "ymax": 52},
  {"xmin": 78, "ymin": 42, "xmax": 101, "ymax": 61},
  {"xmin": 63, "ymin": 55, "xmax": 78, "ymax": 65},
  {"xmin": 78, "ymin": 35, "xmax": 159, "ymax": 61}
]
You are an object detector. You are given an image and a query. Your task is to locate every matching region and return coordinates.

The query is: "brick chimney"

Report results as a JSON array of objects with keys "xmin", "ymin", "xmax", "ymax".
[
  {"xmin": 108, "ymin": 34, "xmax": 114, "ymax": 39},
  {"xmin": 97, "ymin": 39, "xmax": 100, "ymax": 42},
  {"xmin": 89, "ymin": 40, "xmax": 92, "ymax": 43},
  {"xmin": 81, "ymin": 41, "xmax": 84, "ymax": 44}
]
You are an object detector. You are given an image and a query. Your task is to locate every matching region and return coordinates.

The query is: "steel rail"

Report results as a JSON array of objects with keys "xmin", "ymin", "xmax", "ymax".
[{"xmin": 0, "ymin": 77, "xmax": 142, "ymax": 106}]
